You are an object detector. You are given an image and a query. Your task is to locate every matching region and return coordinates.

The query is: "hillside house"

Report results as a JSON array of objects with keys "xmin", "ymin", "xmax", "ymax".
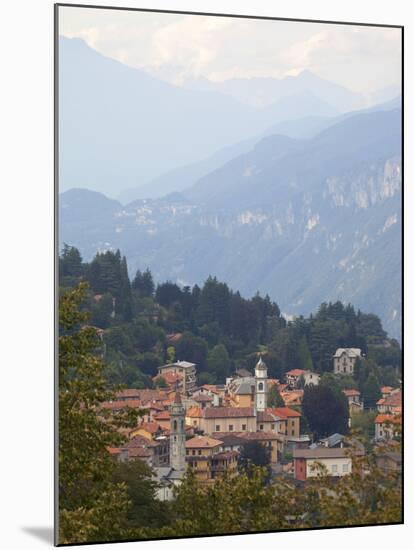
[
  {"xmin": 285, "ymin": 369, "xmax": 306, "ymax": 388},
  {"xmin": 333, "ymin": 348, "xmax": 362, "ymax": 375},
  {"xmin": 376, "ymin": 390, "xmax": 402, "ymax": 415},
  {"xmin": 374, "ymin": 414, "xmax": 401, "ymax": 442}
]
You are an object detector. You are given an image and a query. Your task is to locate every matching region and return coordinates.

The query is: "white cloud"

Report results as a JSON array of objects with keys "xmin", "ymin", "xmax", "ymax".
[{"xmin": 59, "ymin": 6, "xmax": 401, "ymax": 94}]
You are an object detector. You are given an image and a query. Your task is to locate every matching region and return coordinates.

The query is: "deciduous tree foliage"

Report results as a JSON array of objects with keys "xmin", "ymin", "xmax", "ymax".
[
  {"xmin": 239, "ymin": 441, "xmax": 271, "ymax": 471},
  {"xmin": 58, "ymin": 282, "xmax": 140, "ymax": 544},
  {"xmin": 57, "ymin": 278, "xmax": 402, "ymax": 545},
  {"xmin": 267, "ymin": 384, "xmax": 285, "ymax": 407},
  {"xmin": 302, "ymin": 384, "xmax": 349, "ymax": 439}
]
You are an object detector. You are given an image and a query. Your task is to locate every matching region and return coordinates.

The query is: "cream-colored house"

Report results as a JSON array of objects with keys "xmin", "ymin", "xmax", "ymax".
[
  {"xmin": 186, "ymin": 406, "xmax": 257, "ymax": 434},
  {"xmin": 293, "ymin": 448, "xmax": 356, "ymax": 480}
]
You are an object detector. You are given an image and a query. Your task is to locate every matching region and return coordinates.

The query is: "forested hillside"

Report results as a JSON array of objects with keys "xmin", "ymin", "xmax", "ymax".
[{"xmin": 59, "ymin": 245, "xmax": 401, "ymax": 391}]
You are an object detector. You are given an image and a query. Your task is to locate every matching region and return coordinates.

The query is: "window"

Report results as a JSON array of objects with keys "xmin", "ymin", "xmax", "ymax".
[
  {"xmin": 258, "ymin": 382, "xmax": 264, "ymax": 391},
  {"xmin": 242, "ymin": 424, "xmax": 247, "ymax": 431},
  {"xmin": 271, "ymin": 424, "xmax": 275, "ymax": 430},
  {"xmin": 342, "ymin": 463, "xmax": 349, "ymax": 473},
  {"xmin": 259, "ymin": 424, "xmax": 264, "ymax": 431},
  {"xmin": 173, "ymin": 420, "xmax": 177, "ymax": 431},
  {"xmin": 192, "ymin": 450, "xmax": 196, "ymax": 456},
  {"xmin": 332, "ymin": 464, "xmax": 338, "ymax": 473},
  {"xmin": 193, "ymin": 420, "xmax": 197, "ymax": 426},
  {"xmin": 216, "ymin": 425, "xmax": 221, "ymax": 432},
  {"xmin": 291, "ymin": 430, "xmax": 294, "ymax": 435},
  {"xmin": 229, "ymin": 425, "xmax": 233, "ymax": 432},
  {"xmin": 198, "ymin": 450, "xmax": 202, "ymax": 455}
]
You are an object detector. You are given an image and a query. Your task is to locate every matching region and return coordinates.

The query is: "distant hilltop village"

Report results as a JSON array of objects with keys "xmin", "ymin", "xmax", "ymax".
[{"xmin": 104, "ymin": 348, "xmax": 401, "ymax": 499}]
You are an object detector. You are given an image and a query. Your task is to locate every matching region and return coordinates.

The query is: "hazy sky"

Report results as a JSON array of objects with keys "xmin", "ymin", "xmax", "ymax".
[{"xmin": 59, "ymin": 6, "xmax": 401, "ymax": 95}]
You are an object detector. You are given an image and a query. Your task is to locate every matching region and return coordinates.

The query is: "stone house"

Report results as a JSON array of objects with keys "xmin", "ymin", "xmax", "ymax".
[{"xmin": 333, "ymin": 348, "xmax": 362, "ymax": 375}]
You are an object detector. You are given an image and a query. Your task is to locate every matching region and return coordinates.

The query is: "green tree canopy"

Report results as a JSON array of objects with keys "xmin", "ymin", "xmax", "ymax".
[
  {"xmin": 302, "ymin": 384, "xmax": 349, "ymax": 439},
  {"xmin": 207, "ymin": 343, "xmax": 231, "ymax": 383},
  {"xmin": 267, "ymin": 384, "xmax": 285, "ymax": 407},
  {"xmin": 59, "ymin": 282, "xmax": 140, "ymax": 544}
]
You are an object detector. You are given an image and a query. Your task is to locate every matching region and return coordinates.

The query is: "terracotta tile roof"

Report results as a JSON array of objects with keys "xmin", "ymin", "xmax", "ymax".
[
  {"xmin": 101, "ymin": 399, "xmax": 142, "ymax": 410},
  {"xmin": 381, "ymin": 386, "xmax": 394, "ymax": 394},
  {"xmin": 268, "ymin": 407, "xmax": 301, "ymax": 419},
  {"xmin": 107, "ymin": 447, "xmax": 121, "ymax": 456},
  {"xmin": 142, "ymin": 402, "xmax": 165, "ymax": 411},
  {"xmin": 186, "ymin": 435, "xmax": 222, "ymax": 449},
  {"xmin": 383, "ymin": 391, "xmax": 402, "ymax": 407},
  {"xmin": 125, "ymin": 435, "xmax": 158, "ymax": 448},
  {"xmin": 154, "ymin": 410, "xmax": 170, "ymax": 420},
  {"xmin": 236, "ymin": 431, "xmax": 282, "ymax": 441},
  {"xmin": 286, "ymin": 369, "xmax": 306, "ymax": 377},
  {"xmin": 343, "ymin": 389, "xmax": 361, "ymax": 397},
  {"xmin": 137, "ymin": 389, "xmax": 168, "ymax": 402},
  {"xmin": 257, "ymin": 410, "xmax": 279, "ymax": 422},
  {"xmin": 375, "ymin": 414, "xmax": 401, "ymax": 425},
  {"xmin": 193, "ymin": 394, "xmax": 214, "ymax": 403},
  {"xmin": 281, "ymin": 390, "xmax": 304, "ymax": 405},
  {"xmin": 204, "ymin": 407, "xmax": 255, "ymax": 419},
  {"xmin": 116, "ymin": 389, "xmax": 141, "ymax": 399},
  {"xmin": 186, "ymin": 406, "xmax": 203, "ymax": 418},
  {"xmin": 127, "ymin": 447, "xmax": 152, "ymax": 458},
  {"xmin": 211, "ymin": 433, "xmax": 246, "ymax": 446},
  {"xmin": 138, "ymin": 422, "xmax": 166, "ymax": 434}
]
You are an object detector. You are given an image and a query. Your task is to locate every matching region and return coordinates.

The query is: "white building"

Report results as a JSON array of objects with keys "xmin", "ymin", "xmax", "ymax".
[
  {"xmin": 293, "ymin": 448, "xmax": 359, "ymax": 480},
  {"xmin": 255, "ymin": 356, "xmax": 268, "ymax": 412}
]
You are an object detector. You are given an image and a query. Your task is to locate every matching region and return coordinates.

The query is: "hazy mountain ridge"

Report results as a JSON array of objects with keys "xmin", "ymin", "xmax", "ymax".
[
  {"xmin": 182, "ymin": 70, "xmax": 366, "ymax": 111},
  {"xmin": 119, "ymin": 96, "xmax": 400, "ymax": 204},
  {"xmin": 60, "ymin": 108, "xmax": 402, "ymax": 338},
  {"xmin": 60, "ymin": 36, "xmax": 370, "ymax": 199}
]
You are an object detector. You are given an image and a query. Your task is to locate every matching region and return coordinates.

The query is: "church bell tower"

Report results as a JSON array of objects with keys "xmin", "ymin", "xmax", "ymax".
[
  {"xmin": 170, "ymin": 391, "xmax": 186, "ymax": 471},
  {"xmin": 255, "ymin": 355, "xmax": 268, "ymax": 412}
]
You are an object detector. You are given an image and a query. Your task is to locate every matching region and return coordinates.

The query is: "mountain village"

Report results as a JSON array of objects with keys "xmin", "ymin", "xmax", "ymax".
[{"xmin": 104, "ymin": 348, "xmax": 402, "ymax": 500}]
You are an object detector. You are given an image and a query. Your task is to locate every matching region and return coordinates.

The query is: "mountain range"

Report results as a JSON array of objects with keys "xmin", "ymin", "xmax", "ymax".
[
  {"xmin": 60, "ymin": 36, "xmax": 392, "ymax": 200},
  {"xmin": 59, "ymin": 107, "xmax": 402, "ymax": 339}
]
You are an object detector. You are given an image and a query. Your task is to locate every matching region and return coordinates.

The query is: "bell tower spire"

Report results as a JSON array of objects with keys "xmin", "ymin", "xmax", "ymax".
[
  {"xmin": 255, "ymin": 355, "xmax": 268, "ymax": 412},
  {"xmin": 170, "ymin": 390, "xmax": 186, "ymax": 471}
]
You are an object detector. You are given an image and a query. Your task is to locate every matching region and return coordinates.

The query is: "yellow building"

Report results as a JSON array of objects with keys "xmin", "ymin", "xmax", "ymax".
[
  {"xmin": 185, "ymin": 435, "xmax": 238, "ymax": 485},
  {"xmin": 267, "ymin": 407, "xmax": 301, "ymax": 438}
]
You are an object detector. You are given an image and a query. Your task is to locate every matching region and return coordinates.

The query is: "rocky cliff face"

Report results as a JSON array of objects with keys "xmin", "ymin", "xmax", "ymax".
[{"xmin": 60, "ymin": 110, "xmax": 402, "ymax": 339}]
